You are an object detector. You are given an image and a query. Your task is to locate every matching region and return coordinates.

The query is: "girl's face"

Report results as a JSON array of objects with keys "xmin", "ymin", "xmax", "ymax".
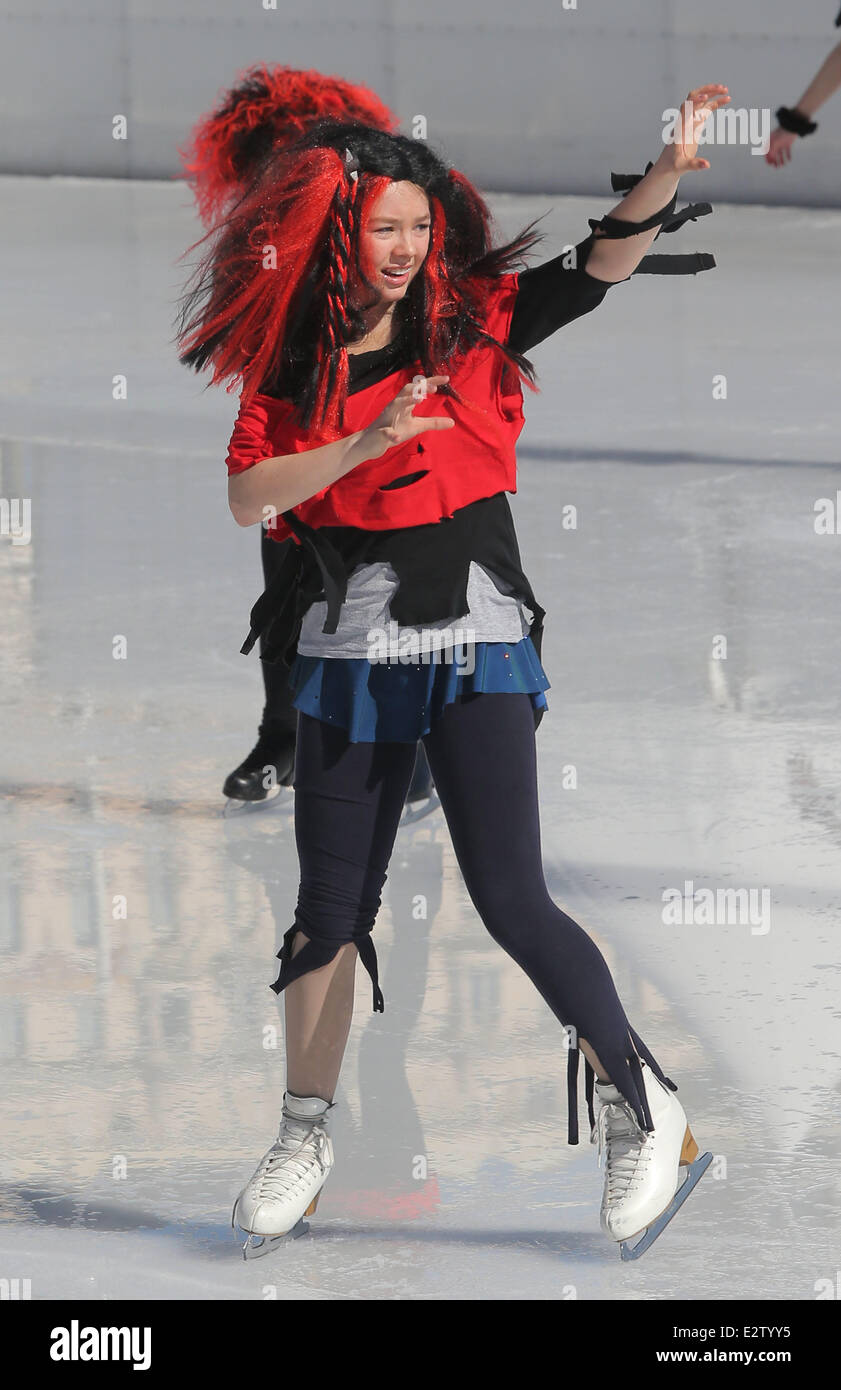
[{"xmin": 354, "ymin": 181, "xmax": 431, "ymax": 304}]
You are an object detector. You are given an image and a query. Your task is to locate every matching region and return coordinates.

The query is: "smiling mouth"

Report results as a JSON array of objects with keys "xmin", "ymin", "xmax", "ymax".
[{"xmin": 382, "ymin": 267, "xmax": 411, "ymax": 282}]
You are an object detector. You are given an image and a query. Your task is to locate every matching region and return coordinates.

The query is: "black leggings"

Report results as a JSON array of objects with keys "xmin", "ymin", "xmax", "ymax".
[{"xmin": 271, "ymin": 690, "xmax": 677, "ymax": 1143}]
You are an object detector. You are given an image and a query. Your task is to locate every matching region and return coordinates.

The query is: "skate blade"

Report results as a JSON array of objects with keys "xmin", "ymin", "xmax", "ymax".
[
  {"xmin": 619, "ymin": 1151, "xmax": 713, "ymax": 1262},
  {"xmin": 239, "ymin": 1219, "xmax": 311, "ymax": 1259},
  {"xmin": 399, "ymin": 793, "xmax": 441, "ymax": 826},
  {"xmin": 232, "ymin": 1192, "xmax": 320, "ymax": 1259},
  {"xmin": 223, "ymin": 786, "xmax": 286, "ymax": 818}
]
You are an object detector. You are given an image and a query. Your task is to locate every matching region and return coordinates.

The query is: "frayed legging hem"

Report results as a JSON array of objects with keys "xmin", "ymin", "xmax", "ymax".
[
  {"xmin": 565, "ymin": 1027, "xmax": 678, "ymax": 1145},
  {"xmin": 270, "ymin": 917, "xmax": 676, "ymax": 1143},
  {"xmin": 270, "ymin": 922, "xmax": 385, "ymax": 1013}
]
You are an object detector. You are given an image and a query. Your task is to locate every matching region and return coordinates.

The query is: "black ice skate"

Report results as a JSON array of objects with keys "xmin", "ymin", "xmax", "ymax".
[{"xmin": 223, "ymin": 719, "xmax": 296, "ymax": 815}]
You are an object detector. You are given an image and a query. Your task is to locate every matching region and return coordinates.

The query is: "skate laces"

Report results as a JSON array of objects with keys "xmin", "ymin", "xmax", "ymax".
[
  {"xmin": 593, "ymin": 1099, "xmax": 652, "ymax": 1204},
  {"xmin": 254, "ymin": 1114, "xmax": 331, "ymax": 1199}
]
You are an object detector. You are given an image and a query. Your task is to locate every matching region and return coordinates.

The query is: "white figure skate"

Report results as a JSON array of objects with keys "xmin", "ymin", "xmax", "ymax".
[
  {"xmin": 232, "ymin": 1092, "xmax": 335, "ymax": 1260},
  {"xmin": 593, "ymin": 1062, "xmax": 712, "ymax": 1261}
]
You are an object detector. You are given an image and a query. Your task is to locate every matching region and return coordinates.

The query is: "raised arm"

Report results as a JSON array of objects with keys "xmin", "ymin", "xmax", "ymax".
[
  {"xmin": 768, "ymin": 39, "xmax": 841, "ymax": 166},
  {"xmin": 585, "ymin": 85, "xmax": 729, "ymax": 284},
  {"xmin": 509, "ymin": 85, "xmax": 727, "ymax": 353},
  {"xmin": 793, "ymin": 36, "xmax": 841, "ymax": 115}
]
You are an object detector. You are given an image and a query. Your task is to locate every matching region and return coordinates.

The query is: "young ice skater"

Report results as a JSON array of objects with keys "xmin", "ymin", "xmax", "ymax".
[{"xmin": 177, "ymin": 80, "xmax": 728, "ymax": 1260}]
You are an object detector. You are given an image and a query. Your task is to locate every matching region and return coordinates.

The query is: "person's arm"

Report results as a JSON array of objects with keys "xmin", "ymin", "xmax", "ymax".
[
  {"xmin": 794, "ymin": 36, "xmax": 841, "ymax": 115},
  {"xmin": 508, "ymin": 240, "xmax": 614, "ymax": 355},
  {"xmin": 585, "ymin": 84, "xmax": 729, "ymax": 284},
  {"xmin": 508, "ymin": 83, "xmax": 726, "ymax": 348},
  {"xmin": 228, "ymin": 376, "xmax": 455, "ymax": 526},
  {"xmin": 229, "ymin": 428, "xmax": 370, "ymax": 526},
  {"xmin": 767, "ymin": 39, "xmax": 841, "ymax": 166}
]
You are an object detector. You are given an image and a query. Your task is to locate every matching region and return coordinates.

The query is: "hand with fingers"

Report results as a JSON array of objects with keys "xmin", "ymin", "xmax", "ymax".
[
  {"xmin": 361, "ymin": 374, "xmax": 456, "ymax": 460},
  {"xmin": 765, "ymin": 126, "xmax": 798, "ymax": 166},
  {"xmin": 662, "ymin": 83, "xmax": 731, "ymax": 173}
]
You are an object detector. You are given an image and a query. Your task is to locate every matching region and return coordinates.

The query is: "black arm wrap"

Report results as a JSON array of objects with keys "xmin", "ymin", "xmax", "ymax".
[{"xmin": 587, "ymin": 163, "xmax": 716, "ymax": 276}]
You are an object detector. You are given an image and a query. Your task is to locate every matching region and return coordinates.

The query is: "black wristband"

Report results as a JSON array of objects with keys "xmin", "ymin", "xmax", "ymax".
[{"xmin": 776, "ymin": 105, "xmax": 818, "ymax": 136}]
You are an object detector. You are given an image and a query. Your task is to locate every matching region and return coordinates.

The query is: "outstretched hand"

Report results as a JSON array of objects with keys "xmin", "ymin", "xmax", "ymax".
[
  {"xmin": 766, "ymin": 127, "xmax": 798, "ymax": 166},
  {"xmin": 663, "ymin": 84, "xmax": 731, "ymax": 173},
  {"xmin": 362, "ymin": 375, "xmax": 456, "ymax": 459}
]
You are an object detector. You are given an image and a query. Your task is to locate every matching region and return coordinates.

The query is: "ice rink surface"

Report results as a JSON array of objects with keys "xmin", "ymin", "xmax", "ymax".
[{"xmin": 1, "ymin": 174, "xmax": 840, "ymax": 1300}]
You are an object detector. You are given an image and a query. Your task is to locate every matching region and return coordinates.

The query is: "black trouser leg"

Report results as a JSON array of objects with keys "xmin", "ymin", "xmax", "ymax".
[
  {"xmin": 419, "ymin": 691, "xmax": 673, "ymax": 1140},
  {"xmin": 271, "ymin": 712, "xmax": 417, "ymax": 1011},
  {"xmin": 259, "ymin": 530, "xmax": 298, "ymax": 734}
]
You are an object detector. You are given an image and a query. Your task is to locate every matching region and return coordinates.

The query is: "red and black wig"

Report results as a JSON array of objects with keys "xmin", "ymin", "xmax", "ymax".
[
  {"xmin": 179, "ymin": 64, "xmax": 398, "ymax": 227},
  {"xmin": 175, "ymin": 119, "xmax": 545, "ymax": 438}
]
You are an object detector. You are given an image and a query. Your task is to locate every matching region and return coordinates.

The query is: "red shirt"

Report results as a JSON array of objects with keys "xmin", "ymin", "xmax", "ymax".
[{"xmin": 225, "ymin": 274, "xmax": 525, "ymax": 542}]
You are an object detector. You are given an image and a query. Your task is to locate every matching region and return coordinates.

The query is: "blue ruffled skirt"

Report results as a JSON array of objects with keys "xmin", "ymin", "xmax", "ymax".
[{"xmin": 288, "ymin": 634, "xmax": 550, "ymax": 743}]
